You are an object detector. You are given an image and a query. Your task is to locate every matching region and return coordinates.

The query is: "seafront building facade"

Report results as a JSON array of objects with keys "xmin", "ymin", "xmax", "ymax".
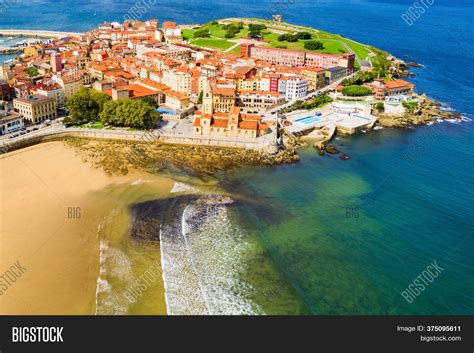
[
  {"xmin": 13, "ymin": 95, "xmax": 57, "ymax": 123},
  {"xmin": 0, "ymin": 110, "xmax": 24, "ymax": 136},
  {"xmin": 240, "ymin": 43, "xmax": 355, "ymax": 71},
  {"xmin": 372, "ymin": 79, "xmax": 415, "ymax": 100},
  {"xmin": 285, "ymin": 77, "xmax": 308, "ymax": 100}
]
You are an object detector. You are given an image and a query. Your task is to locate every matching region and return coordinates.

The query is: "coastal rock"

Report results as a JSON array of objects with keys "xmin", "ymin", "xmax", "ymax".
[
  {"xmin": 325, "ymin": 144, "xmax": 340, "ymax": 154},
  {"xmin": 376, "ymin": 95, "xmax": 461, "ymax": 128},
  {"xmin": 64, "ymin": 138, "xmax": 300, "ymax": 175},
  {"xmin": 406, "ymin": 61, "xmax": 423, "ymax": 68},
  {"xmin": 339, "ymin": 154, "xmax": 351, "ymax": 161}
]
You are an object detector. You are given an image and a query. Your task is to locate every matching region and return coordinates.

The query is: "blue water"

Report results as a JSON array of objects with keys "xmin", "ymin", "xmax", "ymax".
[{"xmin": 1, "ymin": 0, "xmax": 472, "ymax": 314}]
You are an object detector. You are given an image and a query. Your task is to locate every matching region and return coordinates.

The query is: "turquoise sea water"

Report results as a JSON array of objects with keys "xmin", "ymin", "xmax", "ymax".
[{"xmin": 1, "ymin": 0, "xmax": 472, "ymax": 314}]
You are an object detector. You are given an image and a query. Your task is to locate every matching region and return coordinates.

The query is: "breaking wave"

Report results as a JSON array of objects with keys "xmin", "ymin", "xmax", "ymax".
[
  {"xmin": 95, "ymin": 239, "xmax": 135, "ymax": 315},
  {"xmin": 170, "ymin": 182, "xmax": 201, "ymax": 194},
  {"xmin": 157, "ymin": 192, "xmax": 263, "ymax": 315}
]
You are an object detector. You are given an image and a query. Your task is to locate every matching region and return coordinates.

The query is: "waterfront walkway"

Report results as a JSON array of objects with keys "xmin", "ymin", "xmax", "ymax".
[
  {"xmin": 0, "ymin": 29, "xmax": 83, "ymax": 38},
  {"xmin": 0, "ymin": 125, "xmax": 275, "ymax": 153}
]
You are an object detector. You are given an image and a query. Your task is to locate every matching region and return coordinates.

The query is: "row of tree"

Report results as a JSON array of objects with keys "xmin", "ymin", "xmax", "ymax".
[
  {"xmin": 280, "ymin": 93, "xmax": 333, "ymax": 113},
  {"xmin": 248, "ymin": 24, "xmax": 266, "ymax": 38},
  {"xmin": 223, "ymin": 22, "xmax": 244, "ymax": 38},
  {"xmin": 341, "ymin": 70, "xmax": 387, "ymax": 86},
  {"xmin": 277, "ymin": 31, "xmax": 312, "ymax": 42},
  {"xmin": 65, "ymin": 88, "xmax": 160, "ymax": 129}
]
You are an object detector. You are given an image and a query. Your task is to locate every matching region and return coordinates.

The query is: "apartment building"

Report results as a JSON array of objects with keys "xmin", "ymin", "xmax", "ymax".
[
  {"xmin": 300, "ymin": 67, "xmax": 326, "ymax": 91},
  {"xmin": 241, "ymin": 43, "xmax": 355, "ymax": 71},
  {"xmin": 285, "ymin": 77, "xmax": 308, "ymax": 100},
  {"xmin": 13, "ymin": 94, "xmax": 57, "ymax": 123},
  {"xmin": 162, "ymin": 69, "xmax": 192, "ymax": 96}
]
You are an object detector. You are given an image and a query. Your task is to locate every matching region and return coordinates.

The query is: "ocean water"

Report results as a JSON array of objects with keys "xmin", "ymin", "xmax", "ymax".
[{"xmin": 1, "ymin": 0, "xmax": 472, "ymax": 314}]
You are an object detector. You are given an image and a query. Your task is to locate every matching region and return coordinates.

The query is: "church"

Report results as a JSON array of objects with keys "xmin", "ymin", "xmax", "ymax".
[{"xmin": 193, "ymin": 81, "xmax": 269, "ymax": 139}]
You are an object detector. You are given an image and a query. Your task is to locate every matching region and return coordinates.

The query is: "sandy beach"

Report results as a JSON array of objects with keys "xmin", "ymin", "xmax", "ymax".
[{"xmin": 0, "ymin": 141, "xmax": 171, "ymax": 314}]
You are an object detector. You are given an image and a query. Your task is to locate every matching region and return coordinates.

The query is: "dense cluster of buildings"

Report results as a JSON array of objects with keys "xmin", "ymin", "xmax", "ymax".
[{"xmin": 0, "ymin": 19, "xmax": 361, "ymax": 138}]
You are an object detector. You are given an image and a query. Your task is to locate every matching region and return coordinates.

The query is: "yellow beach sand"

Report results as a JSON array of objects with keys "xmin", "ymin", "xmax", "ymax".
[{"xmin": 0, "ymin": 141, "xmax": 170, "ymax": 314}]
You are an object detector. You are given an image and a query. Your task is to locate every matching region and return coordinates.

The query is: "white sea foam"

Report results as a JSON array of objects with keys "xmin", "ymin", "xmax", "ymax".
[
  {"xmin": 95, "ymin": 239, "xmax": 135, "ymax": 315},
  {"xmin": 446, "ymin": 118, "xmax": 461, "ymax": 124},
  {"xmin": 373, "ymin": 125, "xmax": 384, "ymax": 130},
  {"xmin": 160, "ymin": 196, "xmax": 263, "ymax": 315},
  {"xmin": 170, "ymin": 182, "xmax": 201, "ymax": 194}
]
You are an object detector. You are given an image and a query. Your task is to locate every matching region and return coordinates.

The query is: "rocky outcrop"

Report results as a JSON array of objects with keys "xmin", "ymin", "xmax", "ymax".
[
  {"xmin": 325, "ymin": 144, "xmax": 340, "ymax": 154},
  {"xmin": 377, "ymin": 94, "xmax": 461, "ymax": 128},
  {"xmin": 64, "ymin": 138, "xmax": 299, "ymax": 176}
]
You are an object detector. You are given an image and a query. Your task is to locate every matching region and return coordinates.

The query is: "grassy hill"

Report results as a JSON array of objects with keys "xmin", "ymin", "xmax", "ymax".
[{"xmin": 181, "ymin": 18, "xmax": 391, "ymax": 69}]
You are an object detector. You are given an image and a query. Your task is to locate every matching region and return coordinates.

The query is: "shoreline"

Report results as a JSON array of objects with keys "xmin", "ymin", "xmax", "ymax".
[{"xmin": 0, "ymin": 141, "xmax": 170, "ymax": 314}]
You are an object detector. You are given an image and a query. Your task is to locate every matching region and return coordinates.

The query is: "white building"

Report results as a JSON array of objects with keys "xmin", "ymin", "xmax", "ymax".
[
  {"xmin": 285, "ymin": 77, "xmax": 308, "ymax": 100},
  {"xmin": 0, "ymin": 111, "xmax": 24, "ymax": 135},
  {"xmin": 237, "ymin": 91, "xmax": 286, "ymax": 112}
]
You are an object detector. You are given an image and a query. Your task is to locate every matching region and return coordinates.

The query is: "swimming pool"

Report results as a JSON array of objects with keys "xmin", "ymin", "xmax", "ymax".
[
  {"xmin": 294, "ymin": 116, "xmax": 322, "ymax": 125},
  {"xmin": 157, "ymin": 109, "xmax": 176, "ymax": 115}
]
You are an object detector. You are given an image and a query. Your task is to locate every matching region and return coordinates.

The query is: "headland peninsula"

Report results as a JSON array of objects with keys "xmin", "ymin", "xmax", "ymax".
[{"xmin": 0, "ymin": 17, "xmax": 463, "ymax": 174}]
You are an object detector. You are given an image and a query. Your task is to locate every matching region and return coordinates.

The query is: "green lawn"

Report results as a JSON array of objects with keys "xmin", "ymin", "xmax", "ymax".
[
  {"xmin": 229, "ymin": 45, "xmax": 242, "ymax": 54},
  {"xmin": 183, "ymin": 24, "xmax": 250, "ymax": 40},
  {"xmin": 184, "ymin": 18, "xmax": 386, "ymax": 65},
  {"xmin": 190, "ymin": 38, "xmax": 236, "ymax": 51},
  {"xmin": 77, "ymin": 121, "xmax": 105, "ymax": 129},
  {"xmin": 263, "ymin": 32, "xmax": 348, "ymax": 54}
]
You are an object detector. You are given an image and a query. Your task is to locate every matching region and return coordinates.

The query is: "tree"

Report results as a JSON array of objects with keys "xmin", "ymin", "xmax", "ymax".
[
  {"xmin": 66, "ymin": 87, "xmax": 109, "ymax": 124},
  {"xmin": 99, "ymin": 99, "xmax": 160, "ymax": 129},
  {"xmin": 278, "ymin": 33, "xmax": 299, "ymax": 42},
  {"xmin": 303, "ymin": 93, "xmax": 333, "ymax": 109},
  {"xmin": 248, "ymin": 24, "xmax": 266, "ymax": 31},
  {"xmin": 26, "ymin": 67, "xmax": 39, "ymax": 77},
  {"xmin": 341, "ymin": 85, "xmax": 373, "ymax": 96},
  {"xmin": 198, "ymin": 91, "xmax": 203, "ymax": 104},
  {"xmin": 402, "ymin": 101, "xmax": 418, "ymax": 113},
  {"xmin": 304, "ymin": 40, "xmax": 324, "ymax": 50},
  {"xmin": 99, "ymin": 100, "xmax": 118, "ymax": 125},
  {"xmin": 375, "ymin": 102, "xmax": 385, "ymax": 111},
  {"xmin": 296, "ymin": 31, "xmax": 312, "ymax": 40},
  {"xmin": 225, "ymin": 27, "xmax": 240, "ymax": 38},
  {"xmin": 194, "ymin": 29, "xmax": 210, "ymax": 38},
  {"xmin": 248, "ymin": 23, "xmax": 266, "ymax": 38},
  {"xmin": 140, "ymin": 96, "xmax": 158, "ymax": 108},
  {"xmin": 342, "ymin": 70, "xmax": 382, "ymax": 86}
]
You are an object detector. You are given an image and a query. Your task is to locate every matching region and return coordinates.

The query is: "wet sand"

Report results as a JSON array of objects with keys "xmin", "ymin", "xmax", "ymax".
[{"xmin": 0, "ymin": 141, "xmax": 169, "ymax": 314}]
